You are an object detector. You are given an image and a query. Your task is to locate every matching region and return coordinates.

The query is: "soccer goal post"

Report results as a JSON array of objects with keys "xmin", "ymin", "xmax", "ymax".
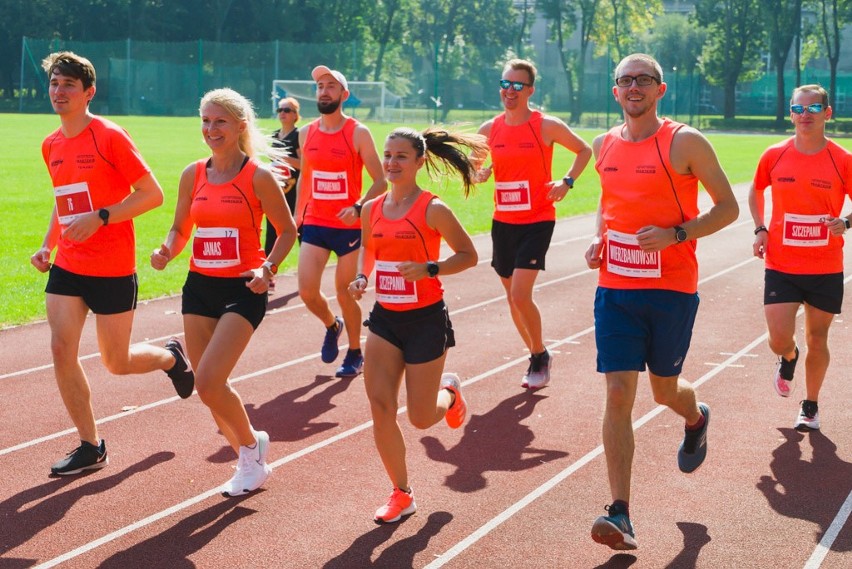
[{"xmin": 271, "ymin": 80, "xmax": 404, "ymax": 122}]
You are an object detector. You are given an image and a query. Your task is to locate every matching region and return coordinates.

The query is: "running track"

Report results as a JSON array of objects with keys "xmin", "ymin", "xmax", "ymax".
[{"xmin": 2, "ymin": 183, "xmax": 851, "ymax": 568}]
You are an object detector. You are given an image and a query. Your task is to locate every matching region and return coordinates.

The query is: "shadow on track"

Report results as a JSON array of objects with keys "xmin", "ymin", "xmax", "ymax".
[{"xmin": 420, "ymin": 392, "xmax": 569, "ymax": 492}]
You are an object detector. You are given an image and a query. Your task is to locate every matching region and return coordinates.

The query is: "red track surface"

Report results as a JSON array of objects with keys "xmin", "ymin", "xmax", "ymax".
[{"xmin": 2, "ymin": 183, "xmax": 851, "ymax": 568}]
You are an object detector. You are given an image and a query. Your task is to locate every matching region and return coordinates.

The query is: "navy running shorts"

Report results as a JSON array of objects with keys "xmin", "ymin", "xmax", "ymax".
[
  {"xmin": 299, "ymin": 224, "xmax": 361, "ymax": 258},
  {"xmin": 594, "ymin": 287, "xmax": 700, "ymax": 377}
]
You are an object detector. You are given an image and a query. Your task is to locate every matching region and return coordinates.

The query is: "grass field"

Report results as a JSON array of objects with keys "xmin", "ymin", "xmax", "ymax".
[{"xmin": 4, "ymin": 112, "xmax": 851, "ymax": 327}]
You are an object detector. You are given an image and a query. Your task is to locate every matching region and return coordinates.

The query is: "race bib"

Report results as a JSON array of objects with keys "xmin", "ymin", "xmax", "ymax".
[
  {"xmin": 495, "ymin": 180, "xmax": 531, "ymax": 211},
  {"xmin": 374, "ymin": 260, "xmax": 418, "ymax": 304},
  {"xmin": 54, "ymin": 182, "xmax": 93, "ymax": 225},
  {"xmin": 782, "ymin": 213, "xmax": 829, "ymax": 247},
  {"xmin": 606, "ymin": 230, "xmax": 661, "ymax": 278},
  {"xmin": 192, "ymin": 227, "xmax": 240, "ymax": 268},
  {"xmin": 312, "ymin": 170, "xmax": 348, "ymax": 200}
]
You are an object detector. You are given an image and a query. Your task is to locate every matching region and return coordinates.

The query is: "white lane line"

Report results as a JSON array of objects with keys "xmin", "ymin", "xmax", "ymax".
[
  {"xmin": 803, "ymin": 490, "xmax": 852, "ymax": 569},
  {"xmin": 30, "ymin": 256, "xmax": 759, "ymax": 567},
  {"xmin": 424, "ymin": 332, "xmax": 769, "ymax": 569}
]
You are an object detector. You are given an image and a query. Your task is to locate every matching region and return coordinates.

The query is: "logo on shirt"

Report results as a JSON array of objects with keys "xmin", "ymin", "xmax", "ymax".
[
  {"xmin": 51, "ymin": 159, "xmax": 64, "ymax": 168},
  {"xmin": 811, "ymin": 179, "xmax": 832, "ymax": 190},
  {"xmin": 636, "ymin": 165, "xmax": 656, "ymax": 174},
  {"xmin": 221, "ymin": 195, "xmax": 245, "ymax": 204},
  {"xmin": 77, "ymin": 154, "xmax": 96, "ymax": 170},
  {"xmin": 603, "ymin": 166, "xmax": 618, "ymax": 172},
  {"xmin": 519, "ymin": 142, "xmax": 535, "ymax": 149},
  {"xmin": 330, "ymin": 148, "xmax": 347, "ymax": 158},
  {"xmin": 394, "ymin": 231, "xmax": 416, "ymax": 240},
  {"xmin": 777, "ymin": 177, "xmax": 795, "ymax": 183}
]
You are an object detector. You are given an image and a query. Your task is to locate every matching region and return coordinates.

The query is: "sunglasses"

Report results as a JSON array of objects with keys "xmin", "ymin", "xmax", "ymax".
[
  {"xmin": 499, "ymin": 79, "xmax": 532, "ymax": 91},
  {"xmin": 615, "ymin": 74, "xmax": 660, "ymax": 88},
  {"xmin": 278, "ymin": 107, "xmax": 295, "ymax": 114},
  {"xmin": 790, "ymin": 103, "xmax": 824, "ymax": 115}
]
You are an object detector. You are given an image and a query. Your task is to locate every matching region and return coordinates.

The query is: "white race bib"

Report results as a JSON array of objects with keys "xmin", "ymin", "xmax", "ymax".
[
  {"xmin": 606, "ymin": 230, "xmax": 661, "ymax": 278},
  {"xmin": 782, "ymin": 213, "xmax": 829, "ymax": 247},
  {"xmin": 311, "ymin": 170, "xmax": 348, "ymax": 200},
  {"xmin": 54, "ymin": 182, "xmax": 93, "ymax": 226},
  {"xmin": 192, "ymin": 227, "xmax": 240, "ymax": 268},
  {"xmin": 374, "ymin": 260, "xmax": 418, "ymax": 304},
  {"xmin": 495, "ymin": 180, "xmax": 532, "ymax": 211}
]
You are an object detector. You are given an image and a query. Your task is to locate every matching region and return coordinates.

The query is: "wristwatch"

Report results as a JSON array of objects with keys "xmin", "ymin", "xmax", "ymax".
[
  {"xmin": 563, "ymin": 176, "xmax": 574, "ymax": 189},
  {"xmin": 353, "ymin": 202, "xmax": 363, "ymax": 217},
  {"xmin": 845, "ymin": 219, "xmax": 851, "ymax": 230},
  {"xmin": 673, "ymin": 225, "xmax": 687, "ymax": 243},
  {"xmin": 261, "ymin": 261, "xmax": 278, "ymax": 275},
  {"xmin": 98, "ymin": 208, "xmax": 110, "ymax": 226},
  {"xmin": 426, "ymin": 261, "xmax": 440, "ymax": 277}
]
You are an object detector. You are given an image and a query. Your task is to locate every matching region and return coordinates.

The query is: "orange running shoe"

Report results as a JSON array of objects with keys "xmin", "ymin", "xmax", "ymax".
[
  {"xmin": 441, "ymin": 373, "xmax": 467, "ymax": 429},
  {"xmin": 374, "ymin": 487, "xmax": 416, "ymax": 524}
]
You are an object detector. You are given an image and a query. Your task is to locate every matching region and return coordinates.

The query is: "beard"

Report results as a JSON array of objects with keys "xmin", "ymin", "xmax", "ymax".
[{"xmin": 317, "ymin": 98, "xmax": 342, "ymax": 114}]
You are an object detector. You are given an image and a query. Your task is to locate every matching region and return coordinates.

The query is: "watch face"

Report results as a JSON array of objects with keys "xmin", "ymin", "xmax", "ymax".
[{"xmin": 676, "ymin": 228, "xmax": 687, "ymax": 242}]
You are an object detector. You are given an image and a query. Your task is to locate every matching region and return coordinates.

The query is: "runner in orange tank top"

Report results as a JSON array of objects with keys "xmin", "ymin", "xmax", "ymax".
[
  {"xmin": 585, "ymin": 53, "xmax": 738, "ymax": 551},
  {"xmin": 474, "ymin": 58, "xmax": 592, "ymax": 390},
  {"xmin": 749, "ymin": 83, "xmax": 852, "ymax": 431},
  {"xmin": 151, "ymin": 88, "xmax": 297, "ymax": 496},
  {"xmin": 30, "ymin": 52, "xmax": 196, "ymax": 476},
  {"xmin": 295, "ymin": 65, "xmax": 387, "ymax": 379},
  {"xmin": 348, "ymin": 127, "xmax": 486, "ymax": 524}
]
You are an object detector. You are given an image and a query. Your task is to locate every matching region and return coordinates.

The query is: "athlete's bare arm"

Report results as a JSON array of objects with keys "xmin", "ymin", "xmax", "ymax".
[
  {"xmin": 472, "ymin": 120, "xmax": 494, "ymax": 183},
  {"xmin": 150, "ymin": 165, "xmax": 196, "ymax": 270},
  {"xmin": 748, "ymin": 182, "xmax": 768, "ymax": 259},
  {"xmin": 337, "ymin": 125, "xmax": 387, "ymax": 225},
  {"xmin": 542, "ymin": 115, "xmax": 593, "ymax": 200},
  {"xmin": 30, "ymin": 207, "xmax": 62, "ymax": 272},
  {"xmin": 254, "ymin": 166, "xmax": 297, "ymax": 268},
  {"xmin": 348, "ymin": 199, "xmax": 376, "ymax": 301}
]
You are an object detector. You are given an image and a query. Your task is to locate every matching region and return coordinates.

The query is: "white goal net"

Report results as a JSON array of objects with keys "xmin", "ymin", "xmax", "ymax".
[{"xmin": 272, "ymin": 80, "xmax": 404, "ymax": 122}]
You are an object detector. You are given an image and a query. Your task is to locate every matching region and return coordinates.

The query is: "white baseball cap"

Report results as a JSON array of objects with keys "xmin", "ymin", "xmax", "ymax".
[{"xmin": 311, "ymin": 65, "xmax": 348, "ymax": 91}]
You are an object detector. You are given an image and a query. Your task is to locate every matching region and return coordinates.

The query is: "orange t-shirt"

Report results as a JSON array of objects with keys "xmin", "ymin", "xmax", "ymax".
[
  {"xmin": 753, "ymin": 137, "xmax": 852, "ymax": 274},
  {"xmin": 488, "ymin": 110, "xmax": 555, "ymax": 224},
  {"xmin": 188, "ymin": 158, "xmax": 265, "ymax": 278},
  {"xmin": 368, "ymin": 191, "xmax": 443, "ymax": 311},
  {"xmin": 298, "ymin": 117, "xmax": 364, "ymax": 229},
  {"xmin": 43, "ymin": 116, "xmax": 150, "ymax": 276},
  {"xmin": 595, "ymin": 119, "xmax": 700, "ymax": 294}
]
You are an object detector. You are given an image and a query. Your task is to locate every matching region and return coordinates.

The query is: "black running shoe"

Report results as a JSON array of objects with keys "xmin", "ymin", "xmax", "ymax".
[
  {"xmin": 51, "ymin": 439, "xmax": 108, "ymax": 476},
  {"xmin": 678, "ymin": 402, "xmax": 710, "ymax": 473},
  {"xmin": 165, "ymin": 337, "xmax": 195, "ymax": 399}
]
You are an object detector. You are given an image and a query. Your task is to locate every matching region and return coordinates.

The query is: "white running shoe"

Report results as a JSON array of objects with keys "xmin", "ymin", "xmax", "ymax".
[
  {"xmin": 794, "ymin": 401, "xmax": 820, "ymax": 431},
  {"xmin": 525, "ymin": 350, "xmax": 552, "ymax": 391},
  {"xmin": 222, "ymin": 430, "xmax": 272, "ymax": 496}
]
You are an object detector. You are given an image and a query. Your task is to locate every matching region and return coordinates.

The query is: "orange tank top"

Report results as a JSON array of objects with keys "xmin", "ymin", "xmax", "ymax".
[
  {"xmin": 188, "ymin": 157, "xmax": 265, "ymax": 278},
  {"xmin": 368, "ymin": 191, "xmax": 443, "ymax": 311},
  {"xmin": 43, "ymin": 116, "xmax": 151, "ymax": 277},
  {"xmin": 299, "ymin": 117, "xmax": 364, "ymax": 229},
  {"xmin": 488, "ymin": 111, "xmax": 555, "ymax": 224},
  {"xmin": 753, "ymin": 137, "xmax": 852, "ymax": 274},
  {"xmin": 595, "ymin": 119, "xmax": 700, "ymax": 294}
]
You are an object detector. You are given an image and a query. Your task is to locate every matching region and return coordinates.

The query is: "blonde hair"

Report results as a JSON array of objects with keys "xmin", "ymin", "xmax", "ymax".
[
  {"xmin": 614, "ymin": 53, "xmax": 664, "ymax": 83},
  {"xmin": 278, "ymin": 96, "xmax": 301, "ymax": 122},
  {"xmin": 199, "ymin": 88, "xmax": 271, "ymax": 159},
  {"xmin": 791, "ymin": 84, "xmax": 829, "ymax": 107}
]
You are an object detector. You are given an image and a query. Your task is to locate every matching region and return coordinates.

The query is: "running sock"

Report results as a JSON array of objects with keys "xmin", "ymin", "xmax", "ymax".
[{"xmin": 686, "ymin": 409, "xmax": 706, "ymax": 431}]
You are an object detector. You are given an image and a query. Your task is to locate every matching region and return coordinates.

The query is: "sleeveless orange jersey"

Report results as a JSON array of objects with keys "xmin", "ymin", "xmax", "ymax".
[
  {"xmin": 488, "ymin": 110, "xmax": 555, "ymax": 224},
  {"xmin": 298, "ymin": 117, "xmax": 363, "ymax": 229},
  {"xmin": 595, "ymin": 119, "xmax": 700, "ymax": 294},
  {"xmin": 368, "ymin": 191, "xmax": 443, "ymax": 311},
  {"xmin": 43, "ymin": 116, "xmax": 151, "ymax": 276},
  {"xmin": 753, "ymin": 137, "xmax": 852, "ymax": 274},
  {"xmin": 188, "ymin": 158, "xmax": 266, "ymax": 278}
]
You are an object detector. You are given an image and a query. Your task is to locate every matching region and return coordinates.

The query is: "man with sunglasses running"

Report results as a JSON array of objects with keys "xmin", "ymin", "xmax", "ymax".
[
  {"xmin": 586, "ymin": 53, "xmax": 738, "ymax": 550},
  {"xmin": 474, "ymin": 58, "xmax": 592, "ymax": 390},
  {"xmin": 749, "ymin": 84, "xmax": 852, "ymax": 432}
]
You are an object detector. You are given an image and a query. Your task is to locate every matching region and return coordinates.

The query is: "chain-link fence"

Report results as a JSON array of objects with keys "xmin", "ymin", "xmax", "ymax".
[{"xmin": 18, "ymin": 36, "xmax": 852, "ymax": 127}]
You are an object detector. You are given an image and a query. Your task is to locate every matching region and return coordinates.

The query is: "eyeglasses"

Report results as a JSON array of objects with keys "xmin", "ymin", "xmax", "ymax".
[
  {"xmin": 790, "ymin": 103, "xmax": 824, "ymax": 115},
  {"xmin": 499, "ymin": 79, "xmax": 532, "ymax": 91},
  {"xmin": 615, "ymin": 74, "xmax": 660, "ymax": 88},
  {"xmin": 278, "ymin": 107, "xmax": 295, "ymax": 114}
]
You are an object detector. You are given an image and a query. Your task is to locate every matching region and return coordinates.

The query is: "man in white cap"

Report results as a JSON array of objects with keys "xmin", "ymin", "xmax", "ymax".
[{"xmin": 295, "ymin": 65, "xmax": 386, "ymax": 378}]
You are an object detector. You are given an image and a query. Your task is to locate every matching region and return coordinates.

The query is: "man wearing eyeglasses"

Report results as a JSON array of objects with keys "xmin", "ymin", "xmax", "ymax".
[
  {"xmin": 749, "ymin": 84, "xmax": 852, "ymax": 432},
  {"xmin": 474, "ymin": 58, "xmax": 592, "ymax": 391},
  {"xmin": 585, "ymin": 53, "xmax": 738, "ymax": 550}
]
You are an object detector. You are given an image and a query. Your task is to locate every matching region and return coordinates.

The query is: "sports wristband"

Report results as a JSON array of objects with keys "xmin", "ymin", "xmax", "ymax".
[
  {"xmin": 356, "ymin": 273, "xmax": 368, "ymax": 285},
  {"xmin": 754, "ymin": 225, "xmax": 768, "ymax": 235},
  {"xmin": 353, "ymin": 203, "xmax": 363, "ymax": 216}
]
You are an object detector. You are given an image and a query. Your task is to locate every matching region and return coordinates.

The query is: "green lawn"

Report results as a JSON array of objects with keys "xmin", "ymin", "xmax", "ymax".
[{"xmin": 4, "ymin": 112, "xmax": 850, "ymax": 327}]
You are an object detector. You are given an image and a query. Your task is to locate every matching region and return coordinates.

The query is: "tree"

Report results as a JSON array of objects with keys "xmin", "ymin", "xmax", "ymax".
[
  {"xmin": 592, "ymin": 0, "xmax": 661, "ymax": 62},
  {"xmin": 760, "ymin": 0, "xmax": 802, "ymax": 123},
  {"xmin": 695, "ymin": 0, "xmax": 765, "ymax": 119},
  {"xmin": 815, "ymin": 0, "xmax": 852, "ymax": 109}
]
